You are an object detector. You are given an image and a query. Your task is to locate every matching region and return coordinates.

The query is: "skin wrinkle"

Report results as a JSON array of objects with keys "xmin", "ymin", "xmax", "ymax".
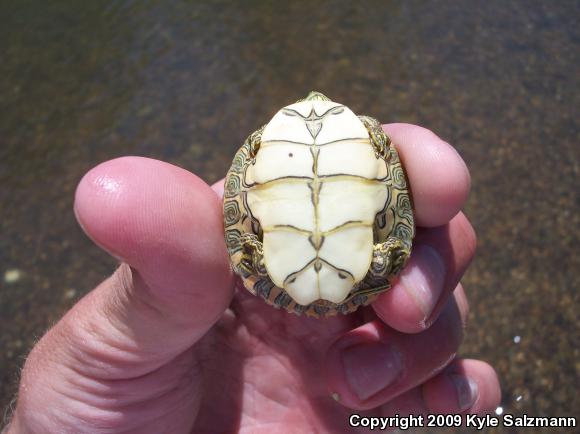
[
  {"xmin": 64, "ymin": 369, "xmax": 198, "ymax": 432},
  {"xmin": 58, "ymin": 292, "xmax": 199, "ymax": 385},
  {"xmin": 237, "ymin": 377, "xmax": 328, "ymax": 434},
  {"xmin": 14, "ymin": 357, "xmax": 68, "ymax": 432},
  {"xmin": 123, "ymin": 269, "xmax": 179, "ymax": 325},
  {"xmin": 61, "ymin": 310, "xmax": 161, "ymax": 379},
  {"xmin": 27, "ymin": 346, "xmax": 201, "ymax": 434},
  {"xmin": 130, "ymin": 265, "xmax": 223, "ymax": 332},
  {"xmin": 59, "ymin": 350, "xmax": 198, "ymax": 406},
  {"xmin": 241, "ymin": 380, "xmax": 294, "ymax": 418},
  {"xmin": 55, "ymin": 262, "xmax": 216, "ymax": 381},
  {"xmin": 229, "ymin": 324, "xmax": 297, "ymax": 381},
  {"xmin": 97, "ymin": 268, "xmax": 147, "ymax": 341}
]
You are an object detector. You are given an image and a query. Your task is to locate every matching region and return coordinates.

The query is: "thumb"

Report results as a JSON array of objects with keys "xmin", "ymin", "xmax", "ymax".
[
  {"xmin": 33, "ymin": 156, "xmax": 232, "ymax": 377},
  {"xmin": 73, "ymin": 156, "xmax": 233, "ymax": 369},
  {"xmin": 9, "ymin": 157, "xmax": 233, "ymax": 432}
]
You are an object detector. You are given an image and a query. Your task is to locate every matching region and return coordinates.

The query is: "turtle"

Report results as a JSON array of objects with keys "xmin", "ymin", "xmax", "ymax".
[{"xmin": 223, "ymin": 91, "xmax": 415, "ymax": 318}]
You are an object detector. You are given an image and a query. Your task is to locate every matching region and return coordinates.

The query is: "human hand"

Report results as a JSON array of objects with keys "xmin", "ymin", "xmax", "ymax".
[{"xmin": 6, "ymin": 124, "xmax": 500, "ymax": 433}]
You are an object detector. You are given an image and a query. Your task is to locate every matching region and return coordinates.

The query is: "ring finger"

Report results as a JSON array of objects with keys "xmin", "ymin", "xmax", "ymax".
[{"xmin": 325, "ymin": 284, "xmax": 469, "ymax": 410}]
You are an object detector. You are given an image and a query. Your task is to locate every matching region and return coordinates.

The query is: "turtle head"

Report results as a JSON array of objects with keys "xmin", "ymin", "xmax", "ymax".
[{"xmin": 299, "ymin": 91, "xmax": 332, "ymax": 102}]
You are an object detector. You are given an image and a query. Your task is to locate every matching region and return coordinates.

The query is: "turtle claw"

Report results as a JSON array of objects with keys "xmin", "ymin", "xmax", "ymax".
[
  {"xmin": 239, "ymin": 233, "xmax": 268, "ymax": 277},
  {"xmin": 370, "ymin": 237, "xmax": 411, "ymax": 278}
]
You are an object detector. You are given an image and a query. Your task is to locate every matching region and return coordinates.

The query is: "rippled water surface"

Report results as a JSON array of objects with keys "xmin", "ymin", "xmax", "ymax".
[{"xmin": 1, "ymin": 1, "xmax": 578, "ymax": 431}]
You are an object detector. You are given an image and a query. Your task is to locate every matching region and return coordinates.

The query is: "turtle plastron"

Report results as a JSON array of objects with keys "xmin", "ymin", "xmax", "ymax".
[{"xmin": 223, "ymin": 92, "xmax": 415, "ymax": 317}]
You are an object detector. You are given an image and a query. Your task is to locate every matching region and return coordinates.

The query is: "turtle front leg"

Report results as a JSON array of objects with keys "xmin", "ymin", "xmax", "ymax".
[
  {"xmin": 246, "ymin": 124, "xmax": 266, "ymax": 159},
  {"xmin": 358, "ymin": 115, "xmax": 391, "ymax": 160},
  {"xmin": 370, "ymin": 237, "xmax": 411, "ymax": 278},
  {"xmin": 238, "ymin": 233, "xmax": 268, "ymax": 277}
]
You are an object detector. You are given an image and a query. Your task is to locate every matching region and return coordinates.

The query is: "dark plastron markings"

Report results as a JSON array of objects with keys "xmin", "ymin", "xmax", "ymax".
[
  {"xmin": 250, "ymin": 101, "xmax": 391, "ymax": 292},
  {"xmin": 281, "ymin": 104, "xmax": 345, "ymax": 124},
  {"xmin": 259, "ymin": 137, "xmax": 370, "ymax": 148},
  {"xmin": 245, "ymin": 172, "xmax": 391, "ymax": 192},
  {"xmin": 283, "ymin": 257, "xmax": 355, "ymax": 287},
  {"xmin": 260, "ymin": 220, "xmax": 370, "ymax": 243}
]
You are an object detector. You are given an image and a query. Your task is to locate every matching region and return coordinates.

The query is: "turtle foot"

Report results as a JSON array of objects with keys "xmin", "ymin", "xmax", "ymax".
[
  {"xmin": 239, "ymin": 233, "xmax": 268, "ymax": 277},
  {"xmin": 371, "ymin": 237, "xmax": 411, "ymax": 278}
]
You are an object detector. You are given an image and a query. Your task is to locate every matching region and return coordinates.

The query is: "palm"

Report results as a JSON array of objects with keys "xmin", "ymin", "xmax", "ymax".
[{"xmin": 191, "ymin": 289, "xmax": 364, "ymax": 433}]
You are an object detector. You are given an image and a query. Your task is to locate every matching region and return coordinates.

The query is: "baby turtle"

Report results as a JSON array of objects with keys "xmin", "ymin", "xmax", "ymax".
[{"xmin": 223, "ymin": 92, "xmax": 414, "ymax": 317}]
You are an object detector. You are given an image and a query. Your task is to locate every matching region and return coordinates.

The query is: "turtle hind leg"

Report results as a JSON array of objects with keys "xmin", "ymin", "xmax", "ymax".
[
  {"xmin": 239, "ymin": 233, "xmax": 268, "ymax": 277},
  {"xmin": 371, "ymin": 237, "xmax": 411, "ymax": 278}
]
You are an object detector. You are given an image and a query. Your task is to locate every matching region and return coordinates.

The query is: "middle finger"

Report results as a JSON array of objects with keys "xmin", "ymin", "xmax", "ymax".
[{"xmin": 372, "ymin": 211, "xmax": 476, "ymax": 333}]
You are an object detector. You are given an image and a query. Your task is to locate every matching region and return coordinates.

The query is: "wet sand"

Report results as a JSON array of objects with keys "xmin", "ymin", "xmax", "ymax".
[{"xmin": 1, "ymin": 1, "xmax": 578, "ymax": 431}]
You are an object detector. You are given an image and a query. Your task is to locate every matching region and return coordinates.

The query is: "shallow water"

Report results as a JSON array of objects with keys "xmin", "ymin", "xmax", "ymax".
[{"xmin": 1, "ymin": 1, "xmax": 578, "ymax": 431}]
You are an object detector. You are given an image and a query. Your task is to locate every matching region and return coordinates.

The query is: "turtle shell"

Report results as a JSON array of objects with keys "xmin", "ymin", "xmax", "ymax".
[{"xmin": 223, "ymin": 92, "xmax": 414, "ymax": 317}]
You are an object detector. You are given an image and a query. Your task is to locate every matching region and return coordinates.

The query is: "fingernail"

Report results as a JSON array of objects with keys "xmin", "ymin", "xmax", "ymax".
[
  {"xmin": 399, "ymin": 245, "xmax": 446, "ymax": 321},
  {"xmin": 450, "ymin": 374, "xmax": 479, "ymax": 411},
  {"xmin": 341, "ymin": 342, "xmax": 403, "ymax": 400}
]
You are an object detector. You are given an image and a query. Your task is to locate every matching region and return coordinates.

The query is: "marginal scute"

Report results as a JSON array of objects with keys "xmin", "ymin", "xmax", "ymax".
[
  {"xmin": 300, "ymin": 91, "xmax": 332, "ymax": 102},
  {"xmin": 223, "ymin": 200, "xmax": 241, "ymax": 226}
]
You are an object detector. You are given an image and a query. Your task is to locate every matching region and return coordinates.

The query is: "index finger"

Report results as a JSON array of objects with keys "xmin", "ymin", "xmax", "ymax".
[{"xmin": 384, "ymin": 123, "xmax": 471, "ymax": 228}]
